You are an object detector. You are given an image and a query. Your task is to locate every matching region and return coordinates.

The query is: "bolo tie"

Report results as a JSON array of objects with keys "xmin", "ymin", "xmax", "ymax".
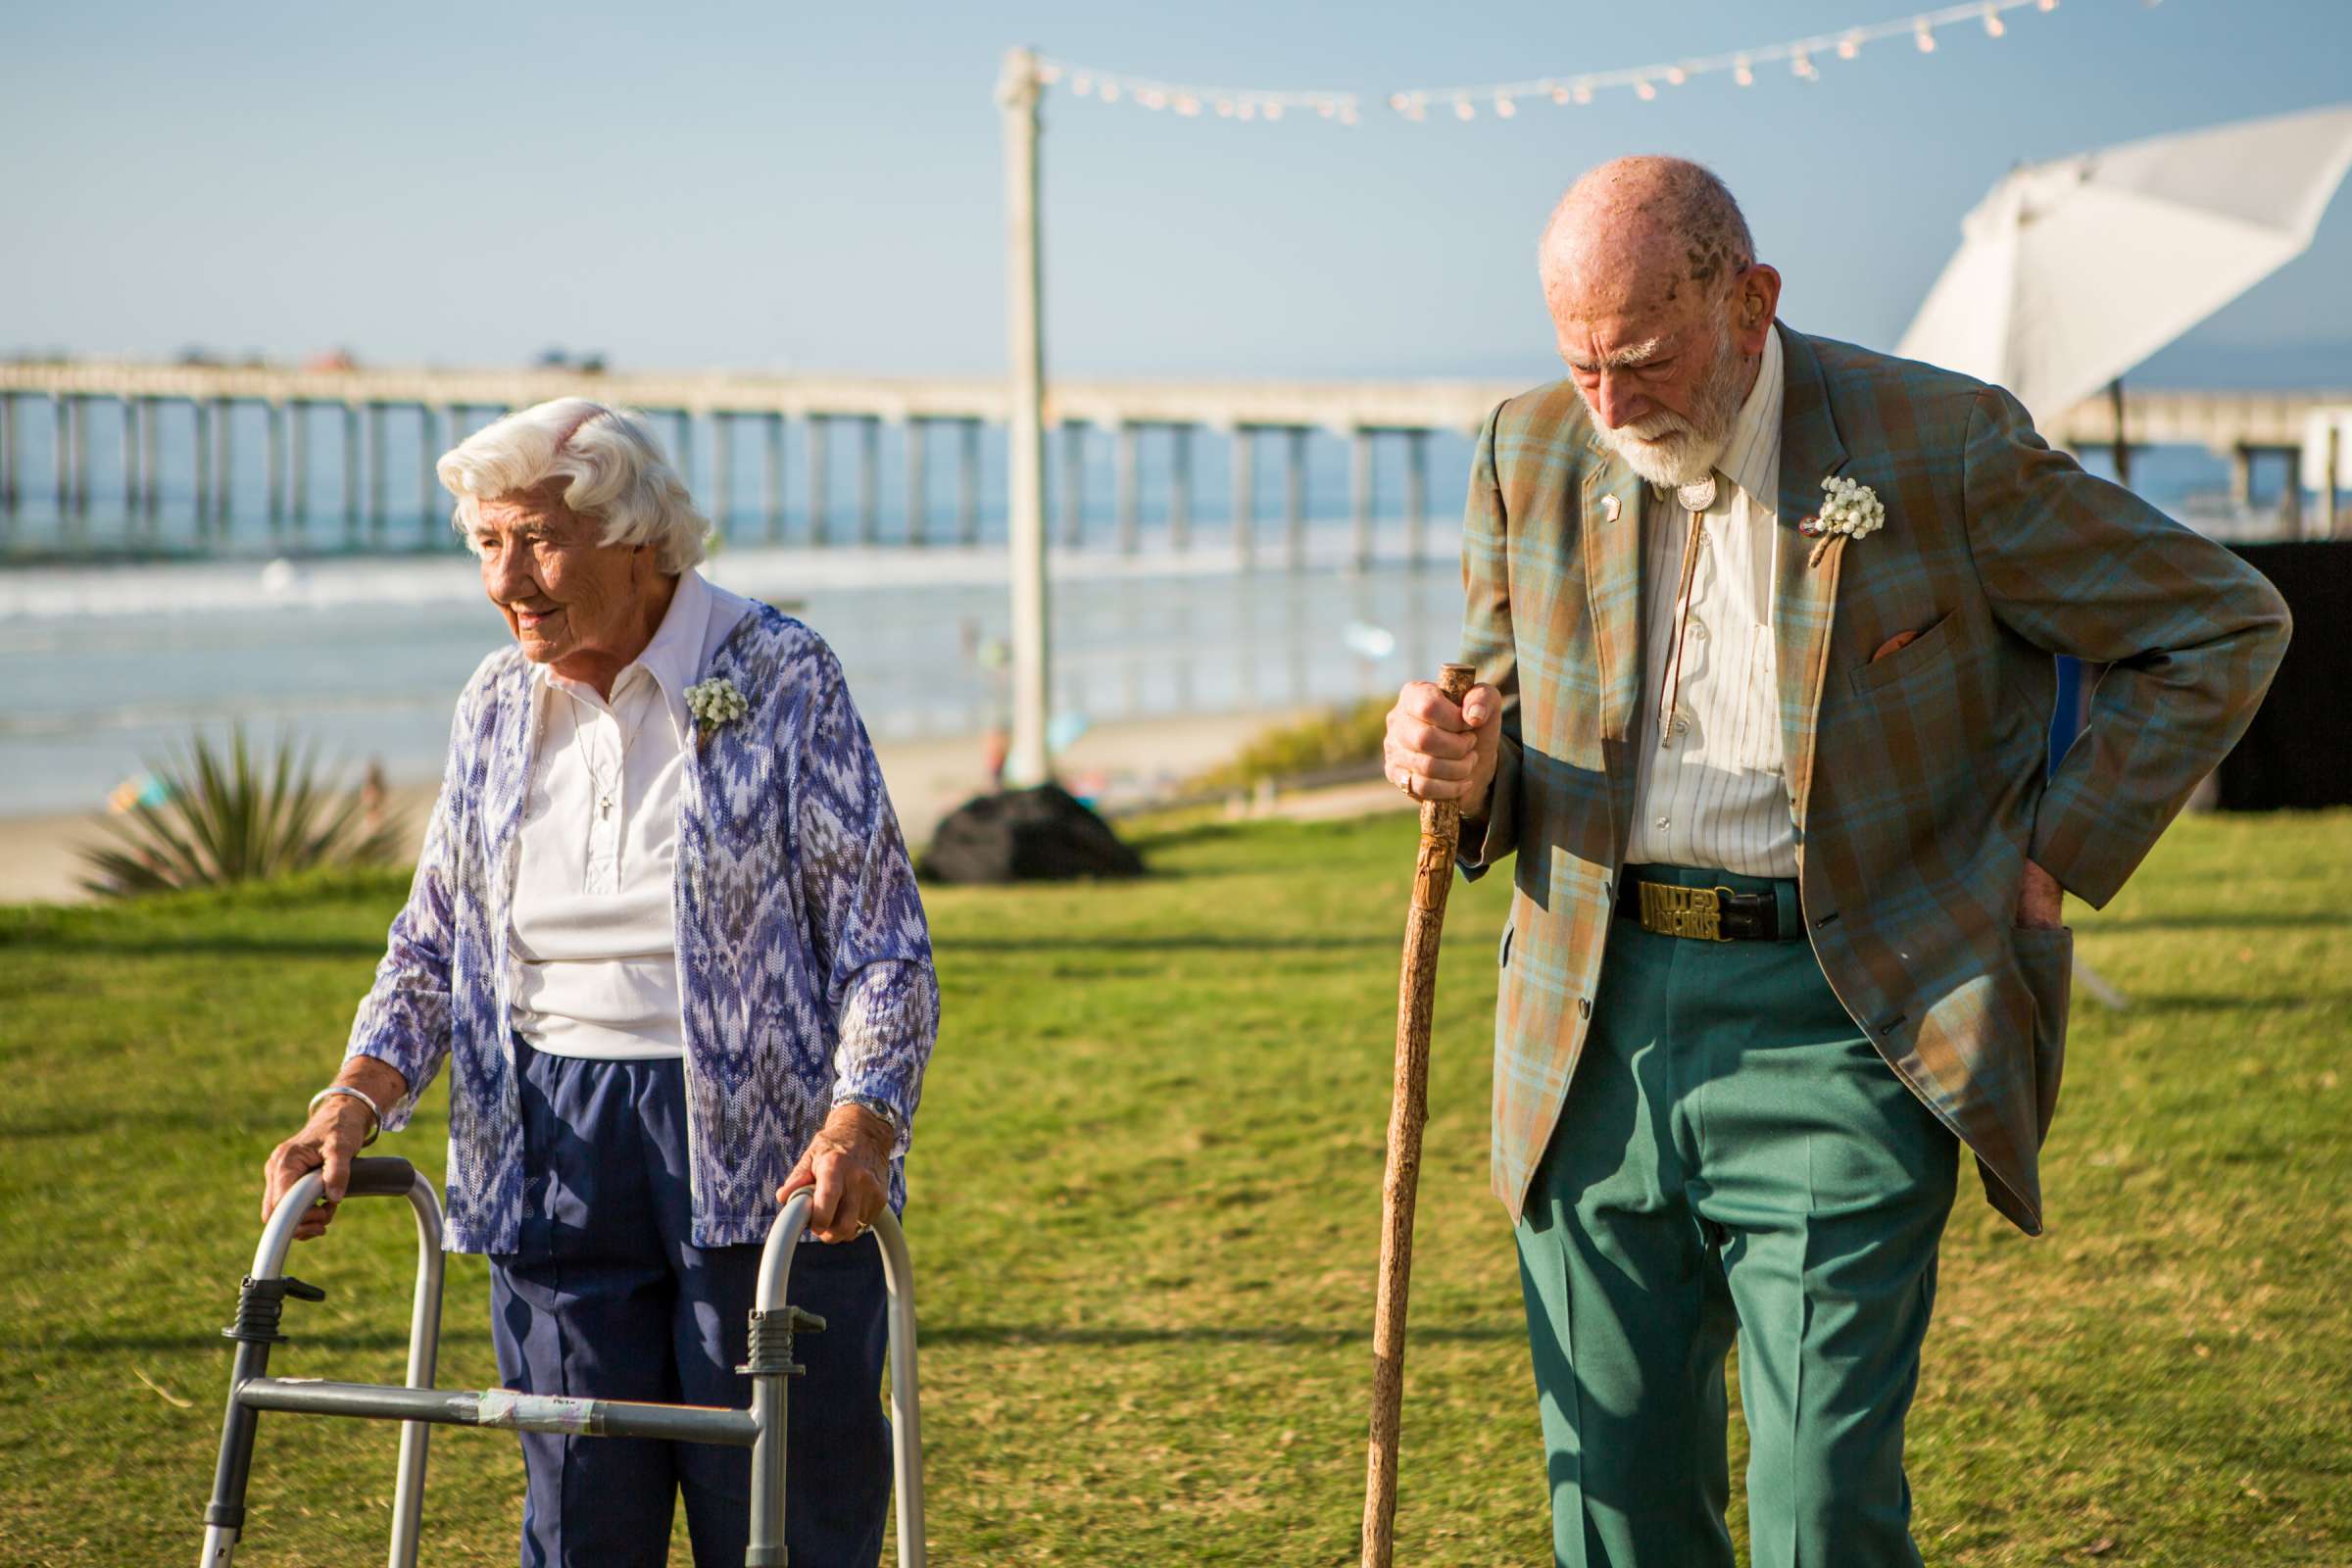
[{"xmin": 1657, "ymin": 473, "xmax": 1719, "ymax": 751}]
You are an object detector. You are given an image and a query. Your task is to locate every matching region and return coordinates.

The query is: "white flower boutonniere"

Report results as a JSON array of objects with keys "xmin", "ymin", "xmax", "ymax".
[
  {"xmin": 683, "ymin": 676, "xmax": 749, "ymax": 750},
  {"xmin": 1799, "ymin": 474, "xmax": 1886, "ymax": 566}
]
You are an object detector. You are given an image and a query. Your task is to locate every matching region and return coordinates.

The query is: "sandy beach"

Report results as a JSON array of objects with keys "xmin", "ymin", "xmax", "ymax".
[{"xmin": 0, "ymin": 706, "xmax": 1329, "ymax": 906}]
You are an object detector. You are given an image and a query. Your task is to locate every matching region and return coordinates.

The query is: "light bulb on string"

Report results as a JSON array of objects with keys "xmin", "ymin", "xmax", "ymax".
[
  {"xmin": 1734, "ymin": 57, "xmax": 1754, "ymax": 85},
  {"xmin": 1037, "ymin": 63, "xmax": 1062, "ymax": 85},
  {"xmin": 1574, "ymin": 83, "xmax": 1593, "ymax": 105},
  {"xmin": 1665, "ymin": 65, "xmax": 1688, "ymax": 86},
  {"xmin": 1838, "ymin": 33, "xmax": 1862, "ymax": 59},
  {"xmin": 1792, "ymin": 48, "xmax": 1818, "ymax": 79},
  {"xmin": 1176, "ymin": 94, "xmax": 1200, "ymax": 116},
  {"xmin": 1071, "ymin": 74, "xmax": 1093, "ymax": 97},
  {"xmin": 1915, "ymin": 19, "xmax": 1937, "ymax": 51},
  {"xmin": 2038, "ymin": 0, "xmax": 2058, "ymax": 9},
  {"xmin": 1454, "ymin": 95, "xmax": 1476, "ymax": 120},
  {"xmin": 1237, "ymin": 99, "xmax": 1256, "ymax": 121},
  {"xmin": 1215, "ymin": 99, "xmax": 1235, "ymax": 117},
  {"xmin": 1635, "ymin": 77, "xmax": 1657, "ymax": 100},
  {"xmin": 1101, "ymin": 81, "xmax": 1120, "ymax": 103},
  {"xmin": 1339, "ymin": 102, "xmax": 1358, "ymax": 125},
  {"xmin": 1494, "ymin": 94, "xmax": 1517, "ymax": 118},
  {"xmin": 1984, "ymin": 6, "xmax": 2007, "ymax": 35},
  {"xmin": 1550, "ymin": 82, "xmax": 1572, "ymax": 104},
  {"xmin": 1265, "ymin": 101, "xmax": 1284, "ymax": 121}
]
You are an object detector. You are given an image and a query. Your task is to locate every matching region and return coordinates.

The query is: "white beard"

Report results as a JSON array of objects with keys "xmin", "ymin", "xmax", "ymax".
[{"xmin": 1591, "ymin": 325, "xmax": 1749, "ymax": 489}]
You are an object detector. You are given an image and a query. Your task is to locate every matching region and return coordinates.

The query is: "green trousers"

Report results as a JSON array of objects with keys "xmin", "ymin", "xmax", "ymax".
[{"xmin": 1515, "ymin": 865, "xmax": 1958, "ymax": 1568}]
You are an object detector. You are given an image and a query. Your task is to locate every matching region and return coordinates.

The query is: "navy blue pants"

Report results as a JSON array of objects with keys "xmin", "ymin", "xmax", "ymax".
[{"xmin": 489, "ymin": 1042, "xmax": 892, "ymax": 1567}]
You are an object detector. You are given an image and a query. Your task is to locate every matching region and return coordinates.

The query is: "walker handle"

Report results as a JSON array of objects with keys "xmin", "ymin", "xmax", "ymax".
[{"xmin": 343, "ymin": 1157, "xmax": 420, "ymax": 1199}]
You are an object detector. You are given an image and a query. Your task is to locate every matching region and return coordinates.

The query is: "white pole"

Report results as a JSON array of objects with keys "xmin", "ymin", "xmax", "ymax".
[{"xmin": 999, "ymin": 46, "xmax": 1053, "ymax": 787}]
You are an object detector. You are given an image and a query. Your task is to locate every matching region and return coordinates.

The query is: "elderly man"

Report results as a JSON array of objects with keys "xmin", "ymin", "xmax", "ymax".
[
  {"xmin": 262, "ymin": 399, "xmax": 937, "ymax": 1567},
  {"xmin": 1384, "ymin": 158, "xmax": 2288, "ymax": 1566}
]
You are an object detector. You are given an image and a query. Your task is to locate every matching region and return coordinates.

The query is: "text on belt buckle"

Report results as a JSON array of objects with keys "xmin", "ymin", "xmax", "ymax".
[{"xmin": 1638, "ymin": 882, "xmax": 1734, "ymax": 942}]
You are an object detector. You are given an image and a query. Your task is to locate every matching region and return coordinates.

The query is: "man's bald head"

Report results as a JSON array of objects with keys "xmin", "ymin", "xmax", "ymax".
[{"xmin": 1539, "ymin": 156, "xmax": 1755, "ymax": 314}]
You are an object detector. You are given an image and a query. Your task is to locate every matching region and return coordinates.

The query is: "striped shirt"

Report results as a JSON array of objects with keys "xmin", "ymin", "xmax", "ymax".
[{"xmin": 1624, "ymin": 324, "xmax": 1797, "ymax": 877}]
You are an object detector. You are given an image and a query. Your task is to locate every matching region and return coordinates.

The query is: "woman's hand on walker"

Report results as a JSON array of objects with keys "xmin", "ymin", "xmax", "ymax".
[
  {"xmin": 262, "ymin": 1056, "xmax": 407, "ymax": 1243},
  {"xmin": 778, "ymin": 1104, "xmax": 896, "ymax": 1244}
]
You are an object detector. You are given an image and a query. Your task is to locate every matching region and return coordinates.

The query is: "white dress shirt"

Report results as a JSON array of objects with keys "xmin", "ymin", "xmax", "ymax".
[
  {"xmin": 509, "ymin": 567, "xmax": 757, "ymax": 1059},
  {"xmin": 1623, "ymin": 325, "xmax": 1799, "ymax": 878}
]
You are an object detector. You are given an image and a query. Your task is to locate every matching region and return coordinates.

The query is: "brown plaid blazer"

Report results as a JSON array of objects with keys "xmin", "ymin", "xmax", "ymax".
[{"xmin": 1460, "ymin": 324, "xmax": 2291, "ymax": 1234}]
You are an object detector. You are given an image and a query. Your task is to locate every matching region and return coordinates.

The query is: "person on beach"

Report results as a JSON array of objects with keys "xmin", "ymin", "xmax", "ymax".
[
  {"xmin": 1382, "ymin": 157, "xmax": 2289, "ymax": 1567},
  {"xmin": 261, "ymin": 398, "xmax": 938, "ymax": 1567}
]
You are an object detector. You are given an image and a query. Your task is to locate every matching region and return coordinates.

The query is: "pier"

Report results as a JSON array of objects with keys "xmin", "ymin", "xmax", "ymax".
[{"xmin": 0, "ymin": 360, "xmax": 2342, "ymax": 559}]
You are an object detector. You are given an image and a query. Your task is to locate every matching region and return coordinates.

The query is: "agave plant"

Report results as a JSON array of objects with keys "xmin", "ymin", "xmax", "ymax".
[{"xmin": 78, "ymin": 727, "xmax": 408, "ymax": 898}]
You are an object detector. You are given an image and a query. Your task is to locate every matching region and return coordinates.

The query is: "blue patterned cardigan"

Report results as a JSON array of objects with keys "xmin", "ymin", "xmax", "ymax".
[{"xmin": 346, "ymin": 603, "xmax": 940, "ymax": 1253}]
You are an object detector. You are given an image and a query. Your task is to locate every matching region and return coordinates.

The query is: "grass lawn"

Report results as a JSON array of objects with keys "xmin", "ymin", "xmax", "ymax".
[{"xmin": 2, "ymin": 808, "xmax": 2348, "ymax": 1565}]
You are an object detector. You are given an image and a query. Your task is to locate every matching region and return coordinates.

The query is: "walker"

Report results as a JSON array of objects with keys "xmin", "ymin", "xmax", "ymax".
[{"xmin": 199, "ymin": 1156, "xmax": 925, "ymax": 1567}]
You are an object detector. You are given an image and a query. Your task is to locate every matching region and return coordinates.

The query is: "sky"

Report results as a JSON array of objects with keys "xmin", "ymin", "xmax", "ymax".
[{"xmin": 7, "ymin": 0, "xmax": 2351, "ymax": 386}]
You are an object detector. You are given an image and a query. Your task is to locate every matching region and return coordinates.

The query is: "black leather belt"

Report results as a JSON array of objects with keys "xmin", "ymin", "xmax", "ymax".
[{"xmin": 1615, "ymin": 877, "xmax": 1790, "ymax": 942}]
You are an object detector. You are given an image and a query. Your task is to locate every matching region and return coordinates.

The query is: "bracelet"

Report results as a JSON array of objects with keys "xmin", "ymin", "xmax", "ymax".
[{"xmin": 309, "ymin": 1085, "xmax": 383, "ymax": 1148}]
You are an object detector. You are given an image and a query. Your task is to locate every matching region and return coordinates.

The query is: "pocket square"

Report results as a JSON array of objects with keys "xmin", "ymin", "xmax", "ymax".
[{"xmin": 1871, "ymin": 630, "xmax": 1923, "ymax": 663}]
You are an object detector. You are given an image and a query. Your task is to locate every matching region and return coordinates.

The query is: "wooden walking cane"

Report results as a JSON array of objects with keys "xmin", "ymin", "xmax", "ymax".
[{"xmin": 1360, "ymin": 662, "xmax": 1479, "ymax": 1568}]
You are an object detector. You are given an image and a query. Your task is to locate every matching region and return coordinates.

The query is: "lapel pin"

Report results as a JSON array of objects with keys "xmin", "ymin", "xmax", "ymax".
[{"xmin": 1600, "ymin": 494, "xmax": 1621, "ymax": 522}]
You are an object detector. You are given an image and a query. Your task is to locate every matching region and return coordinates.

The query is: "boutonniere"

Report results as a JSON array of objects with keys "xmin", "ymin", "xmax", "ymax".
[
  {"xmin": 1798, "ymin": 474, "xmax": 1886, "ymax": 567},
  {"xmin": 683, "ymin": 676, "xmax": 749, "ymax": 751}
]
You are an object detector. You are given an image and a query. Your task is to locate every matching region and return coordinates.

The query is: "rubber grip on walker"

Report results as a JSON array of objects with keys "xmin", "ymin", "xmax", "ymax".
[{"xmin": 342, "ymin": 1156, "xmax": 419, "ymax": 1198}]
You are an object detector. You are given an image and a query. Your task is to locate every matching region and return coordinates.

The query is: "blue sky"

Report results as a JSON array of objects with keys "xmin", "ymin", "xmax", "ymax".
[{"xmin": 8, "ymin": 0, "xmax": 2350, "ymax": 385}]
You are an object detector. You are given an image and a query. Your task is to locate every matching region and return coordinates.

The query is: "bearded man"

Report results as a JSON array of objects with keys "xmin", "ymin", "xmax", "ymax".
[{"xmin": 1383, "ymin": 157, "xmax": 2288, "ymax": 1567}]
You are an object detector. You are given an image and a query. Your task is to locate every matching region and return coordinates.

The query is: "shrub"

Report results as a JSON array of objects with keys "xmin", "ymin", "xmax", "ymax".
[
  {"xmin": 1186, "ymin": 697, "xmax": 1392, "ymax": 796},
  {"xmin": 78, "ymin": 728, "xmax": 407, "ymax": 898}
]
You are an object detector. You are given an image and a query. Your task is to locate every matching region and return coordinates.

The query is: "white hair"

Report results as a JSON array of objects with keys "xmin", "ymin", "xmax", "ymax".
[{"xmin": 438, "ymin": 398, "xmax": 710, "ymax": 573}]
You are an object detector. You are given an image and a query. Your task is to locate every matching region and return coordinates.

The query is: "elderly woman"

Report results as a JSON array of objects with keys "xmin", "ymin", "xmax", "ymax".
[{"xmin": 262, "ymin": 398, "xmax": 938, "ymax": 1567}]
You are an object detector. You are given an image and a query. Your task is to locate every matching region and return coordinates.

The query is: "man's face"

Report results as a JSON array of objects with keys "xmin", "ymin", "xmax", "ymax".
[
  {"xmin": 471, "ymin": 481, "xmax": 651, "ymax": 673},
  {"xmin": 1549, "ymin": 280, "xmax": 1750, "ymax": 488}
]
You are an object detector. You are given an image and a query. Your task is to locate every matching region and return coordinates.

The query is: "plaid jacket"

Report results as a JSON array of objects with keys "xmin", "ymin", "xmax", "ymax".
[
  {"xmin": 348, "ymin": 605, "xmax": 939, "ymax": 1253},
  {"xmin": 1460, "ymin": 325, "xmax": 2290, "ymax": 1234}
]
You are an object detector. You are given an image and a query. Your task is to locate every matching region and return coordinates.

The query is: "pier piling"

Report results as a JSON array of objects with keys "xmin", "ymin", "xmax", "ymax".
[
  {"xmin": 1231, "ymin": 426, "xmax": 1255, "ymax": 569},
  {"xmin": 1285, "ymin": 426, "xmax": 1307, "ymax": 570},
  {"xmin": 808, "ymin": 414, "xmax": 831, "ymax": 546},
  {"xmin": 1058, "ymin": 422, "xmax": 1084, "ymax": 549},
  {"xmin": 907, "ymin": 416, "xmax": 931, "ymax": 546},
  {"xmin": 764, "ymin": 412, "xmax": 785, "ymax": 542},
  {"xmin": 1171, "ymin": 423, "xmax": 1194, "ymax": 552}
]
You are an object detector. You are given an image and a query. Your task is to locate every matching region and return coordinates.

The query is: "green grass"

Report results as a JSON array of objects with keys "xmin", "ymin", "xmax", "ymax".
[{"xmin": 3, "ymin": 809, "xmax": 2349, "ymax": 1565}]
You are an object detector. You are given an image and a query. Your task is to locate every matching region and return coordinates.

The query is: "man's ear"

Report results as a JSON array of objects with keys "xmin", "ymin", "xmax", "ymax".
[{"xmin": 1733, "ymin": 263, "xmax": 1783, "ymax": 354}]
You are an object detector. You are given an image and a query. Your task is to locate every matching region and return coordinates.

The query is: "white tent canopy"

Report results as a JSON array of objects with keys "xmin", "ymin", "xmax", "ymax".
[{"xmin": 1897, "ymin": 103, "xmax": 2352, "ymax": 426}]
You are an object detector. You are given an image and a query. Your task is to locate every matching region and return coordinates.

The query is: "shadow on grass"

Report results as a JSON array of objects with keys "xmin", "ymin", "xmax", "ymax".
[
  {"xmin": 941, "ymin": 933, "xmax": 1390, "ymax": 955},
  {"xmin": 2111, "ymin": 989, "xmax": 2352, "ymax": 1014},
  {"xmin": 2088, "ymin": 912, "xmax": 2352, "ymax": 934},
  {"xmin": 0, "ymin": 933, "xmax": 387, "ymax": 959},
  {"xmin": 921, "ymin": 1322, "xmax": 1525, "ymax": 1348}
]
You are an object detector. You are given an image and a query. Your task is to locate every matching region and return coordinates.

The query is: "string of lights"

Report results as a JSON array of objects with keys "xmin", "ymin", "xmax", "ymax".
[
  {"xmin": 1036, "ymin": 0, "xmax": 2110, "ymax": 128},
  {"xmin": 1030, "ymin": 55, "xmax": 1360, "ymax": 124},
  {"xmin": 1389, "ymin": 0, "xmax": 2077, "ymax": 121}
]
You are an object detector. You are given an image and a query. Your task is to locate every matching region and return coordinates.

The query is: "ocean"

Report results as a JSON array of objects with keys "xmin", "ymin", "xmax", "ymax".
[{"xmin": 0, "ymin": 403, "xmax": 2299, "ymax": 819}]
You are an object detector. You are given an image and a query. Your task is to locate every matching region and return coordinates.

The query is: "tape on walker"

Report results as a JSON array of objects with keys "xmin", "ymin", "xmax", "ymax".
[{"xmin": 475, "ymin": 1390, "xmax": 595, "ymax": 1435}]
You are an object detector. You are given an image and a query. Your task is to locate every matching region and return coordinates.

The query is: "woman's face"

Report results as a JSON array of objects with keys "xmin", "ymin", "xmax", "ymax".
[{"xmin": 471, "ymin": 480, "xmax": 660, "ymax": 677}]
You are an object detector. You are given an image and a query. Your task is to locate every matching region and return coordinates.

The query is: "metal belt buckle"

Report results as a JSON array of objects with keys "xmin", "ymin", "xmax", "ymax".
[{"xmin": 1637, "ymin": 882, "xmax": 1734, "ymax": 942}]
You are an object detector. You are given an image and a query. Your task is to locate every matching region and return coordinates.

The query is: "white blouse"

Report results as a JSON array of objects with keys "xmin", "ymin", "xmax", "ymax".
[{"xmin": 508, "ymin": 567, "xmax": 755, "ymax": 1059}]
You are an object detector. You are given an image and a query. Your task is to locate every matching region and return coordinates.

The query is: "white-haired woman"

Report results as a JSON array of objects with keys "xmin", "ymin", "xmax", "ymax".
[{"xmin": 261, "ymin": 398, "xmax": 938, "ymax": 1567}]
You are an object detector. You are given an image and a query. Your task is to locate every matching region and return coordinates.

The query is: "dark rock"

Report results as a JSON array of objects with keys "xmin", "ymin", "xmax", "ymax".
[{"xmin": 919, "ymin": 785, "xmax": 1145, "ymax": 884}]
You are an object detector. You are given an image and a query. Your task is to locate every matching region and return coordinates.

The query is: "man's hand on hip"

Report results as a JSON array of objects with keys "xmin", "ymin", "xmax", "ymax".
[
  {"xmin": 1385, "ymin": 680, "xmax": 1503, "ymax": 817},
  {"xmin": 777, "ymin": 1103, "xmax": 895, "ymax": 1244},
  {"xmin": 2016, "ymin": 860, "xmax": 2066, "ymax": 930}
]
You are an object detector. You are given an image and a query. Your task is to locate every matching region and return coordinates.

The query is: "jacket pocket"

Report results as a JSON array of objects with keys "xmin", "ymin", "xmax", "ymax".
[
  {"xmin": 2012, "ymin": 924, "xmax": 2074, "ymax": 1145},
  {"xmin": 1849, "ymin": 610, "xmax": 1957, "ymax": 696}
]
